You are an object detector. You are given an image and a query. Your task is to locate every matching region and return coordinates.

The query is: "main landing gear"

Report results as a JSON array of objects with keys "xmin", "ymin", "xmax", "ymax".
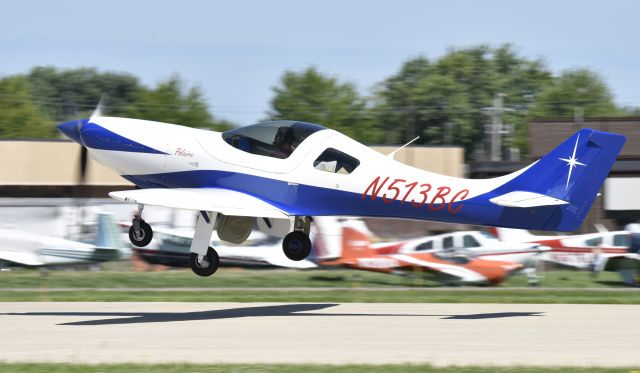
[
  {"xmin": 189, "ymin": 246, "xmax": 220, "ymax": 277},
  {"xmin": 129, "ymin": 205, "xmax": 153, "ymax": 247},
  {"xmin": 282, "ymin": 216, "xmax": 312, "ymax": 261},
  {"xmin": 188, "ymin": 211, "xmax": 220, "ymax": 277}
]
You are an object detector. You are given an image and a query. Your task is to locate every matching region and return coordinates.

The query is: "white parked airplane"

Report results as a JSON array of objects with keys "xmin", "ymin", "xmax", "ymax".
[
  {"xmin": 57, "ymin": 112, "xmax": 624, "ymax": 277},
  {"xmin": 0, "ymin": 214, "xmax": 127, "ymax": 267},
  {"xmin": 129, "ymin": 225, "xmax": 316, "ymax": 269}
]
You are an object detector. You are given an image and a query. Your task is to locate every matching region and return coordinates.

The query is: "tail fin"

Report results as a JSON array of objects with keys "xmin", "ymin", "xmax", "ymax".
[
  {"xmin": 92, "ymin": 213, "xmax": 130, "ymax": 260},
  {"xmin": 490, "ymin": 227, "xmax": 538, "ymax": 242},
  {"xmin": 490, "ymin": 128, "xmax": 625, "ymax": 231},
  {"xmin": 339, "ymin": 224, "xmax": 375, "ymax": 261}
]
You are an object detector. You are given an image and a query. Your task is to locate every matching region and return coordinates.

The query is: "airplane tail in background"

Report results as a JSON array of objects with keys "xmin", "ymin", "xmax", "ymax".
[
  {"xmin": 91, "ymin": 213, "xmax": 130, "ymax": 261},
  {"xmin": 338, "ymin": 224, "xmax": 376, "ymax": 262},
  {"xmin": 489, "ymin": 227, "xmax": 544, "ymax": 242},
  {"xmin": 488, "ymin": 128, "xmax": 625, "ymax": 232},
  {"xmin": 311, "ymin": 217, "xmax": 377, "ymax": 265}
]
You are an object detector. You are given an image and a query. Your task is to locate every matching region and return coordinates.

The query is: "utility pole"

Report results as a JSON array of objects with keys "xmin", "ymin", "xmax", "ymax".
[
  {"xmin": 404, "ymin": 87, "xmax": 416, "ymax": 166},
  {"xmin": 483, "ymin": 93, "xmax": 512, "ymax": 161}
]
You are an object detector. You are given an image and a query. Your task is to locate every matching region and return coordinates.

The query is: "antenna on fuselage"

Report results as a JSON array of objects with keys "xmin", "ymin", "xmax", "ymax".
[{"xmin": 387, "ymin": 136, "xmax": 420, "ymax": 160}]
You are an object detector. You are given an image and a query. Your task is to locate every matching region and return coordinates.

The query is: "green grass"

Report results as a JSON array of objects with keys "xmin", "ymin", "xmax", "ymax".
[
  {"xmin": 0, "ymin": 268, "xmax": 631, "ymax": 289},
  {"xmin": 0, "ymin": 268, "xmax": 637, "ymax": 303},
  {"xmin": 0, "ymin": 268, "xmax": 411, "ymax": 288},
  {"xmin": 1, "ymin": 288, "xmax": 639, "ymax": 303},
  {"xmin": 0, "ymin": 363, "xmax": 636, "ymax": 373}
]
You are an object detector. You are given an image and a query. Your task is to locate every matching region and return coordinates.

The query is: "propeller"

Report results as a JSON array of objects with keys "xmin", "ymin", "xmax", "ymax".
[
  {"xmin": 58, "ymin": 96, "xmax": 106, "ymax": 185},
  {"xmin": 54, "ymin": 91, "xmax": 108, "ymax": 239}
]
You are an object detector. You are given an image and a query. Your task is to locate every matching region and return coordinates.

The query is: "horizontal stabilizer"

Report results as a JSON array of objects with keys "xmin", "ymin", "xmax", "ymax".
[{"xmin": 489, "ymin": 191, "xmax": 569, "ymax": 208}]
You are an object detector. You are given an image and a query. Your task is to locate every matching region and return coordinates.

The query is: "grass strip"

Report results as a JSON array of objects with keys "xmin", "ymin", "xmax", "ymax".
[{"xmin": 1, "ymin": 288, "xmax": 639, "ymax": 303}]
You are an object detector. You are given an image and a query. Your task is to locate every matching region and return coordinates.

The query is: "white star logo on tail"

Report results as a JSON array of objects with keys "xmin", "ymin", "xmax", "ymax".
[{"xmin": 559, "ymin": 134, "xmax": 586, "ymax": 191}]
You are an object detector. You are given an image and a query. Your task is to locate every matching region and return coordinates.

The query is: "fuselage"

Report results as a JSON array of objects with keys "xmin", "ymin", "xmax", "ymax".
[
  {"xmin": 395, "ymin": 231, "xmax": 546, "ymax": 267},
  {"xmin": 66, "ymin": 117, "xmax": 535, "ymax": 228}
]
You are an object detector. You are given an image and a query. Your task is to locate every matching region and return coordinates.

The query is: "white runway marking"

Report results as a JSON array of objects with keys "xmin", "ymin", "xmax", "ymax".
[{"xmin": 0, "ymin": 302, "xmax": 638, "ymax": 367}]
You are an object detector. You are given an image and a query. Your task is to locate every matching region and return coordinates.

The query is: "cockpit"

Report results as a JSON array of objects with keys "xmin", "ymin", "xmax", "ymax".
[{"xmin": 222, "ymin": 120, "xmax": 327, "ymax": 159}]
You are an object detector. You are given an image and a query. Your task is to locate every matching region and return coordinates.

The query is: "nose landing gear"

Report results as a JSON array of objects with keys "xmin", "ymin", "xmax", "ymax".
[
  {"xmin": 282, "ymin": 216, "xmax": 312, "ymax": 261},
  {"xmin": 129, "ymin": 205, "xmax": 153, "ymax": 247},
  {"xmin": 283, "ymin": 231, "xmax": 312, "ymax": 261}
]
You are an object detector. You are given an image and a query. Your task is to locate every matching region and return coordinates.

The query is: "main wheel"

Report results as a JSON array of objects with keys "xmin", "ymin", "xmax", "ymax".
[
  {"xmin": 189, "ymin": 247, "xmax": 220, "ymax": 277},
  {"xmin": 282, "ymin": 231, "xmax": 312, "ymax": 261},
  {"xmin": 129, "ymin": 221, "xmax": 153, "ymax": 247}
]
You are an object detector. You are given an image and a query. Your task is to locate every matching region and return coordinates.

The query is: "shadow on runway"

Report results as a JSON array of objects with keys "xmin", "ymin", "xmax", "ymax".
[
  {"xmin": 2, "ymin": 304, "xmax": 545, "ymax": 326},
  {"xmin": 442, "ymin": 312, "xmax": 544, "ymax": 319}
]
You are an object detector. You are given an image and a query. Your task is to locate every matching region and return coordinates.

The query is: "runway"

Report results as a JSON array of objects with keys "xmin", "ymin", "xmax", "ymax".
[{"xmin": 1, "ymin": 302, "xmax": 639, "ymax": 367}]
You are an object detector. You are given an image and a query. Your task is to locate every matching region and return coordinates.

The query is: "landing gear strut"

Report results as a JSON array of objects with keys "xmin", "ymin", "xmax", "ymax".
[
  {"xmin": 188, "ymin": 211, "xmax": 219, "ymax": 277},
  {"xmin": 189, "ymin": 246, "xmax": 220, "ymax": 277},
  {"xmin": 282, "ymin": 216, "xmax": 312, "ymax": 261},
  {"xmin": 129, "ymin": 205, "xmax": 153, "ymax": 247}
]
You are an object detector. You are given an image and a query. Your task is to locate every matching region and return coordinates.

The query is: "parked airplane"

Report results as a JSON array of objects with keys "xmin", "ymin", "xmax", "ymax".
[
  {"xmin": 128, "ymin": 225, "xmax": 315, "ymax": 269},
  {"xmin": 0, "ymin": 213, "xmax": 127, "ymax": 267},
  {"xmin": 319, "ymin": 221, "xmax": 522, "ymax": 285},
  {"xmin": 386, "ymin": 230, "xmax": 548, "ymax": 270},
  {"xmin": 57, "ymin": 112, "xmax": 624, "ymax": 277},
  {"xmin": 493, "ymin": 228, "xmax": 640, "ymax": 272}
]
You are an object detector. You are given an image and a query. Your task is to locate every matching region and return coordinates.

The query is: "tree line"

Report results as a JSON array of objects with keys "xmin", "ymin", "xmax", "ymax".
[{"xmin": 0, "ymin": 44, "xmax": 633, "ymax": 160}]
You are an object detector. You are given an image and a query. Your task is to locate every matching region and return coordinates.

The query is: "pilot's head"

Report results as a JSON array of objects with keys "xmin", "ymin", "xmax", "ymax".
[{"xmin": 274, "ymin": 126, "xmax": 295, "ymax": 149}]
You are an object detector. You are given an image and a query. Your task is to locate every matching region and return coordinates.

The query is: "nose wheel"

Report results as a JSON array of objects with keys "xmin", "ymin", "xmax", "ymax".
[
  {"xmin": 189, "ymin": 246, "xmax": 220, "ymax": 277},
  {"xmin": 282, "ymin": 231, "xmax": 312, "ymax": 261},
  {"xmin": 129, "ymin": 220, "xmax": 153, "ymax": 247}
]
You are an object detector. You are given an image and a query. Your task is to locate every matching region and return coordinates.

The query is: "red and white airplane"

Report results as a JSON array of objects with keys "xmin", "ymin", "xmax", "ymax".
[
  {"xmin": 385, "ymin": 230, "xmax": 548, "ymax": 265},
  {"xmin": 317, "ymin": 220, "xmax": 523, "ymax": 285},
  {"xmin": 493, "ymin": 228, "xmax": 640, "ymax": 272}
]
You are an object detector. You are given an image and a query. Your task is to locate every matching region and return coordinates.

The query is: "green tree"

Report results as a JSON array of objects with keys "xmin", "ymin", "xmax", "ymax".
[
  {"xmin": 123, "ymin": 75, "xmax": 232, "ymax": 131},
  {"xmin": 268, "ymin": 67, "xmax": 379, "ymax": 143},
  {"xmin": 27, "ymin": 66, "xmax": 142, "ymax": 121},
  {"xmin": 0, "ymin": 76, "xmax": 55, "ymax": 138},
  {"xmin": 529, "ymin": 68, "xmax": 618, "ymax": 118},
  {"xmin": 373, "ymin": 45, "xmax": 554, "ymax": 159}
]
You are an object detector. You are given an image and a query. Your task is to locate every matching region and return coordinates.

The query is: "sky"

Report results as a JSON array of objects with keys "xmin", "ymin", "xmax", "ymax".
[{"xmin": 1, "ymin": 0, "xmax": 638, "ymax": 125}]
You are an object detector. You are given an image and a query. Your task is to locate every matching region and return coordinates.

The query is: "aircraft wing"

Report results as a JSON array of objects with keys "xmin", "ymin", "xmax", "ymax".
[
  {"xmin": 109, "ymin": 188, "xmax": 290, "ymax": 219},
  {"xmin": 390, "ymin": 254, "xmax": 488, "ymax": 283},
  {"xmin": 0, "ymin": 249, "xmax": 44, "ymax": 266}
]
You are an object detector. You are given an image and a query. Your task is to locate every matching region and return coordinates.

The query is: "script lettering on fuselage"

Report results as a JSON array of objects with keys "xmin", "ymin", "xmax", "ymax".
[
  {"xmin": 175, "ymin": 148, "xmax": 194, "ymax": 157},
  {"xmin": 361, "ymin": 176, "xmax": 469, "ymax": 214}
]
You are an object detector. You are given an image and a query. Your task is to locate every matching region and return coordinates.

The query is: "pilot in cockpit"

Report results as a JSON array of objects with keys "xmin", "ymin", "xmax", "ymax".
[{"xmin": 272, "ymin": 126, "xmax": 295, "ymax": 158}]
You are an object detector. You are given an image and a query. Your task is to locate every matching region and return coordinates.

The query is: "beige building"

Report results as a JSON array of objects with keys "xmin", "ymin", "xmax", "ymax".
[{"xmin": 0, "ymin": 140, "xmax": 464, "ymax": 198}]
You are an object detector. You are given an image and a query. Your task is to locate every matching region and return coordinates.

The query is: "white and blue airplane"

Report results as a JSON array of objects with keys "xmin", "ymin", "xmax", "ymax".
[{"xmin": 57, "ymin": 114, "xmax": 625, "ymax": 277}]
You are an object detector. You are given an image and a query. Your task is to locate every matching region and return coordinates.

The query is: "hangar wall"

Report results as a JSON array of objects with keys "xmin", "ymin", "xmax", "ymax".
[{"xmin": 0, "ymin": 139, "xmax": 464, "ymax": 193}]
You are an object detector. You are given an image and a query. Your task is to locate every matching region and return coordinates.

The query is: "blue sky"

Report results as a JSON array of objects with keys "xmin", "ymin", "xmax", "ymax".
[{"xmin": 1, "ymin": 0, "xmax": 638, "ymax": 124}]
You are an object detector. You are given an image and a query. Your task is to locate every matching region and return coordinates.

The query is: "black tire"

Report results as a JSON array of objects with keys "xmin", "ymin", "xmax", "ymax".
[
  {"xmin": 282, "ymin": 231, "xmax": 312, "ymax": 261},
  {"xmin": 189, "ymin": 247, "xmax": 220, "ymax": 277},
  {"xmin": 129, "ymin": 221, "xmax": 153, "ymax": 247}
]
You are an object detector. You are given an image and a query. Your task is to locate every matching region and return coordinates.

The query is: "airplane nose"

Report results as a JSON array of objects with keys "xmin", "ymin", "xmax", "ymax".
[{"xmin": 57, "ymin": 118, "xmax": 88, "ymax": 144}]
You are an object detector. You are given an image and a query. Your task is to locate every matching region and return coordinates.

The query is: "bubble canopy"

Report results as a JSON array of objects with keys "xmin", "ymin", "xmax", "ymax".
[{"xmin": 222, "ymin": 120, "xmax": 327, "ymax": 159}]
